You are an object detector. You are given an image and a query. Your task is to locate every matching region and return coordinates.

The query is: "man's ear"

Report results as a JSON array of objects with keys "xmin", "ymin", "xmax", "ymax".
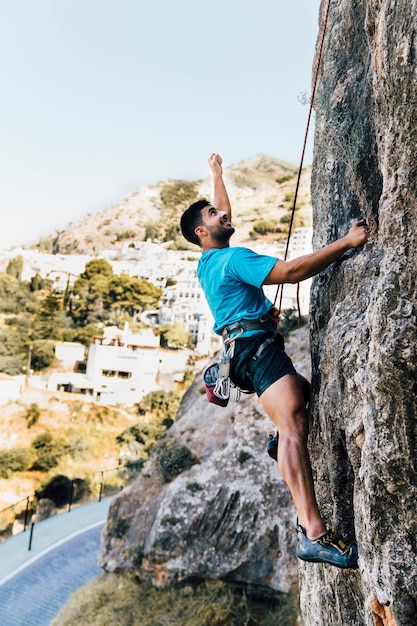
[{"xmin": 194, "ymin": 225, "xmax": 206, "ymax": 239}]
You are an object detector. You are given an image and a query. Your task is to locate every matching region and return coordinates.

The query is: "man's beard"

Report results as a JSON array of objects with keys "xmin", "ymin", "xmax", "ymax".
[{"xmin": 209, "ymin": 224, "xmax": 235, "ymax": 244}]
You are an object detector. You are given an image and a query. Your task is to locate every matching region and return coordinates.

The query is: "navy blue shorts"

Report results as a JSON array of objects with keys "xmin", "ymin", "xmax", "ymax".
[{"xmin": 230, "ymin": 333, "xmax": 296, "ymax": 397}]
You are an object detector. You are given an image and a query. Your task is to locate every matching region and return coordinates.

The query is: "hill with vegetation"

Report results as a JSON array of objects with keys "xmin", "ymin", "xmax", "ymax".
[{"xmin": 32, "ymin": 155, "xmax": 311, "ymax": 255}]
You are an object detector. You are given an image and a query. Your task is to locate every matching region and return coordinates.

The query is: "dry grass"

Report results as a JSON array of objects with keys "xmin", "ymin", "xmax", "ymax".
[
  {"xmin": 0, "ymin": 389, "xmax": 135, "ymax": 509},
  {"xmin": 52, "ymin": 574, "xmax": 300, "ymax": 626}
]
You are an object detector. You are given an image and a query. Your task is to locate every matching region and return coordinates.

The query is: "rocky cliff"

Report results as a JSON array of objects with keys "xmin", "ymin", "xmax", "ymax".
[
  {"xmin": 98, "ymin": 328, "xmax": 311, "ymax": 596},
  {"xmin": 301, "ymin": 1, "xmax": 417, "ymax": 625}
]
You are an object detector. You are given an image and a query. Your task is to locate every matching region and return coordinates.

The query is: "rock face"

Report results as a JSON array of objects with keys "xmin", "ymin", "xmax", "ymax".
[
  {"xmin": 301, "ymin": 1, "xmax": 417, "ymax": 625},
  {"xmin": 98, "ymin": 329, "xmax": 310, "ymax": 594}
]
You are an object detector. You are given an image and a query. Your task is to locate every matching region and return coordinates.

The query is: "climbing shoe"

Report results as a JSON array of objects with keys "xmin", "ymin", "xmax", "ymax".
[
  {"xmin": 297, "ymin": 524, "xmax": 359, "ymax": 569},
  {"xmin": 267, "ymin": 432, "xmax": 278, "ymax": 461}
]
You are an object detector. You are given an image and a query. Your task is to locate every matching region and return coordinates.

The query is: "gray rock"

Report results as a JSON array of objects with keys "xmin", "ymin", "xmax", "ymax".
[
  {"xmin": 300, "ymin": 1, "xmax": 417, "ymax": 625},
  {"xmin": 98, "ymin": 353, "xmax": 304, "ymax": 593}
]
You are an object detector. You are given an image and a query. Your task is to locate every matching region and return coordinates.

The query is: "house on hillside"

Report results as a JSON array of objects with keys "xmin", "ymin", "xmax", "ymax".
[
  {"xmin": 158, "ymin": 274, "xmax": 216, "ymax": 355},
  {"xmin": 1, "ymin": 248, "xmax": 93, "ymax": 290},
  {"xmin": 47, "ymin": 326, "xmax": 161, "ymax": 406},
  {"xmin": 54, "ymin": 342, "xmax": 86, "ymax": 365},
  {"xmin": 85, "ymin": 325, "xmax": 160, "ymax": 406},
  {"xmin": 0, "ymin": 373, "xmax": 22, "ymax": 405}
]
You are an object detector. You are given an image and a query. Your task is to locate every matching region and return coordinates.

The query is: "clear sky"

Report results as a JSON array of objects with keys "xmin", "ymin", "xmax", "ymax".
[{"xmin": 0, "ymin": 0, "xmax": 321, "ymax": 252}]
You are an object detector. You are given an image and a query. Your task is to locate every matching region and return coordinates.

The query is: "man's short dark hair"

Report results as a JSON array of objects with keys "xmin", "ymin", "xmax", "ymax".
[{"xmin": 180, "ymin": 199, "xmax": 210, "ymax": 246}]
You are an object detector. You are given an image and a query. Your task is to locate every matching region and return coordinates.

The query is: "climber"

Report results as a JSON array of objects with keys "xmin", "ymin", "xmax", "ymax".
[{"xmin": 180, "ymin": 153, "xmax": 369, "ymax": 569}]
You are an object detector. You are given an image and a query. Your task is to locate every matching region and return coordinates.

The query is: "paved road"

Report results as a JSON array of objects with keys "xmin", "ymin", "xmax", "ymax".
[{"xmin": 0, "ymin": 498, "xmax": 113, "ymax": 626}]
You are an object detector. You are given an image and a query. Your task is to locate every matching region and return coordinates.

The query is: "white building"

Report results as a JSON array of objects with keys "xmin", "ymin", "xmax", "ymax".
[
  {"xmin": 85, "ymin": 327, "xmax": 160, "ymax": 406},
  {"xmin": 0, "ymin": 373, "xmax": 23, "ymax": 405},
  {"xmin": 54, "ymin": 342, "xmax": 86, "ymax": 364},
  {"xmin": 0, "ymin": 248, "xmax": 93, "ymax": 290},
  {"xmin": 159, "ymin": 272, "xmax": 217, "ymax": 355},
  {"xmin": 262, "ymin": 228, "xmax": 313, "ymax": 316}
]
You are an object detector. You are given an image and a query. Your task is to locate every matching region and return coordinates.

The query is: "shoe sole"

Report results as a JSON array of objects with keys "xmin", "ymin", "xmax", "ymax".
[{"xmin": 297, "ymin": 554, "xmax": 358, "ymax": 569}]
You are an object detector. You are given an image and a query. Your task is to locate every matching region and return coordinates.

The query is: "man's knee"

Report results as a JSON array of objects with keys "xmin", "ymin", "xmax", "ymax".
[{"xmin": 283, "ymin": 408, "xmax": 309, "ymax": 439}]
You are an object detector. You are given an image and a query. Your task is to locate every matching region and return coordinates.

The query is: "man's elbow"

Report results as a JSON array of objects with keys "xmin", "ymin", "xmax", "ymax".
[{"xmin": 264, "ymin": 262, "xmax": 297, "ymax": 285}]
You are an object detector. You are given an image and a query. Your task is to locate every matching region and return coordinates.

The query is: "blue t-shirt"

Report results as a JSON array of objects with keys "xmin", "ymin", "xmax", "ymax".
[{"xmin": 197, "ymin": 246, "xmax": 277, "ymax": 335}]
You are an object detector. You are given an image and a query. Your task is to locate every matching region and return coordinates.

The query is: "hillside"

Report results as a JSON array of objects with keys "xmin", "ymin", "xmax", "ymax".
[{"xmin": 33, "ymin": 155, "xmax": 311, "ymax": 255}]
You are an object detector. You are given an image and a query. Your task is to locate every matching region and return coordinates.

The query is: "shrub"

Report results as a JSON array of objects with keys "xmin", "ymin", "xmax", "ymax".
[
  {"xmin": 25, "ymin": 403, "xmax": 41, "ymax": 428},
  {"xmin": 276, "ymin": 173, "xmax": 295, "ymax": 184},
  {"xmin": 157, "ymin": 441, "xmax": 198, "ymax": 483},
  {"xmin": 187, "ymin": 481, "xmax": 203, "ymax": 493},
  {"xmin": 252, "ymin": 219, "xmax": 280, "ymax": 235},
  {"xmin": 114, "ymin": 230, "xmax": 137, "ymax": 241},
  {"xmin": 0, "ymin": 447, "xmax": 34, "ymax": 478},
  {"xmin": 31, "ymin": 430, "xmax": 65, "ymax": 471},
  {"xmin": 280, "ymin": 212, "xmax": 305, "ymax": 228},
  {"xmin": 159, "ymin": 180, "xmax": 198, "ymax": 210}
]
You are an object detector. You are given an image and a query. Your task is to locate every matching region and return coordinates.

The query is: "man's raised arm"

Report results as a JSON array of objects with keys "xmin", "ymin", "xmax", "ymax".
[{"xmin": 208, "ymin": 153, "xmax": 232, "ymax": 221}]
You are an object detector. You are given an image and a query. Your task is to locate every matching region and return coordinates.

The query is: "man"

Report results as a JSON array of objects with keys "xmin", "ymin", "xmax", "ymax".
[{"xmin": 180, "ymin": 153, "xmax": 369, "ymax": 569}]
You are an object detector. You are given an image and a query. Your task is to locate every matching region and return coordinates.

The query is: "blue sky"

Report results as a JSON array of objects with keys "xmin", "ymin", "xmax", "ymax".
[{"xmin": 0, "ymin": 0, "xmax": 320, "ymax": 252}]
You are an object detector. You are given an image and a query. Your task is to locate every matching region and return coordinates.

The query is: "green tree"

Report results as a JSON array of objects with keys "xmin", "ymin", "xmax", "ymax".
[
  {"xmin": 80, "ymin": 259, "xmax": 114, "ymax": 281},
  {"xmin": 61, "ymin": 323, "xmax": 103, "ymax": 347},
  {"xmin": 31, "ymin": 291, "xmax": 65, "ymax": 341},
  {"xmin": 159, "ymin": 323, "xmax": 191, "ymax": 349},
  {"xmin": 71, "ymin": 259, "xmax": 162, "ymax": 325},
  {"xmin": 104, "ymin": 275, "xmax": 162, "ymax": 316},
  {"xmin": 30, "ymin": 340, "xmax": 56, "ymax": 371},
  {"xmin": 0, "ymin": 274, "xmax": 31, "ymax": 314},
  {"xmin": 29, "ymin": 272, "xmax": 48, "ymax": 292},
  {"xmin": 0, "ymin": 321, "xmax": 29, "ymax": 374},
  {"xmin": 71, "ymin": 262, "xmax": 113, "ymax": 325}
]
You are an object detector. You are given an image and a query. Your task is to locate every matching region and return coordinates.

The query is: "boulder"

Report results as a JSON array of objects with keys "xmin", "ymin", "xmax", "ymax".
[{"xmin": 98, "ymin": 329, "xmax": 311, "ymax": 593}]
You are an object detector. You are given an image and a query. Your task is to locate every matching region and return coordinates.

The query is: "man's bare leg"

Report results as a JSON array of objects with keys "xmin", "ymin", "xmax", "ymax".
[{"xmin": 260, "ymin": 373, "xmax": 326, "ymax": 540}]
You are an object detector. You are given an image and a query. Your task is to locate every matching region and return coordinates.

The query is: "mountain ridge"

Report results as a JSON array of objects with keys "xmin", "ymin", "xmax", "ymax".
[{"xmin": 32, "ymin": 155, "xmax": 311, "ymax": 255}]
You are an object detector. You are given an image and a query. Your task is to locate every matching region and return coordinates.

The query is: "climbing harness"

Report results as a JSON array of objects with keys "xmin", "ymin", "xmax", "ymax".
[
  {"xmin": 204, "ymin": 311, "xmax": 282, "ymax": 406},
  {"xmin": 274, "ymin": 0, "xmax": 333, "ymax": 316}
]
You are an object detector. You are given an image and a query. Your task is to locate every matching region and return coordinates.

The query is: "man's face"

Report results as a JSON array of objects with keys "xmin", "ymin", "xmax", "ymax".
[{"xmin": 199, "ymin": 204, "xmax": 235, "ymax": 243}]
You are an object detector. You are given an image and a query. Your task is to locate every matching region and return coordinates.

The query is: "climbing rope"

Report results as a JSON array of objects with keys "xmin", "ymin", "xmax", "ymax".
[{"xmin": 274, "ymin": 0, "xmax": 333, "ymax": 314}]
